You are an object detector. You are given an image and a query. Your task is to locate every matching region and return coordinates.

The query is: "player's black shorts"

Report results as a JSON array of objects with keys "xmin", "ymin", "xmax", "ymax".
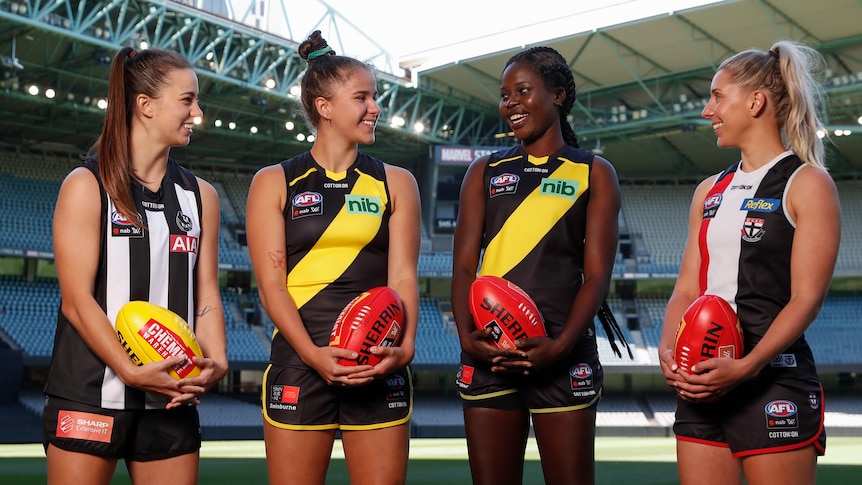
[
  {"xmin": 262, "ymin": 363, "xmax": 412, "ymax": 430},
  {"xmin": 43, "ymin": 394, "xmax": 201, "ymax": 461},
  {"xmin": 456, "ymin": 331, "xmax": 602, "ymax": 413},
  {"xmin": 674, "ymin": 375, "xmax": 826, "ymax": 458}
]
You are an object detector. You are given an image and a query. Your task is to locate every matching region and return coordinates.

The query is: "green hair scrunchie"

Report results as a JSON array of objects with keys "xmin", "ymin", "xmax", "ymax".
[{"xmin": 307, "ymin": 46, "xmax": 333, "ymax": 61}]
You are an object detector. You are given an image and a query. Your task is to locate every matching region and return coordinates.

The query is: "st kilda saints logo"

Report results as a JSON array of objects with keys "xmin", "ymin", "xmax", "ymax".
[{"xmin": 741, "ymin": 217, "xmax": 765, "ymax": 243}]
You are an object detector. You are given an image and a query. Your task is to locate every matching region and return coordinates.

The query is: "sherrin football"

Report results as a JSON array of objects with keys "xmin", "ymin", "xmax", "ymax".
[
  {"xmin": 115, "ymin": 301, "xmax": 203, "ymax": 379},
  {"xmin": 674, "ymin": 294, "xmax": 744, "ymax": 373},
  {"xmin": 329, "ymin": 286, "xmax": 404, "ymax": 366},
  {"xmin": 469, "ymin": 275, "xmax": 546, "ymax": 350}
]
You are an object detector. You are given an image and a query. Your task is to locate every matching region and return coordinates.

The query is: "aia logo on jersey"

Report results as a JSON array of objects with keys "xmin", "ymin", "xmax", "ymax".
[
  {"xmin": 489, "ymin": 173, "xmax": 519, "ymax": 197},
  {"xmin": 110, "ymin": 211, "xmax": 143, "ymax": 238},
  {"xmin": 741, "ymin": 217, "xmax": 765, "ymax": 243},
  {"xmin": 702, "ymin": 194, "xmax": 722, "ymax": 219},
  {"xmin": 170, "ymin": 234, "xmax": 198, "ymax": 254},
  {"xmin": 292, "ymin": 191, "xmax": 323, "ymax": 219}
]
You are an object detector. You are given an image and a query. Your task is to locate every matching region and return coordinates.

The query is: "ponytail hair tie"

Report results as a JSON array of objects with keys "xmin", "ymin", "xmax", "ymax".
[
  {"xmin": 128, "ymin": 49, "xmax": 139, "ymax": 59},
  {"xmin": 307, "ymin": 46, "xmax": 333, "ymax": 61},
  {"xmin": 769, "ymin": 48, "xmax": 779, "ymax": 60}
]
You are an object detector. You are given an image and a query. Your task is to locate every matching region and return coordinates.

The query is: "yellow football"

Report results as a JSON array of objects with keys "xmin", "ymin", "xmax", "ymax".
[{"xmin": 115, "ymin": 301, "xmax": 203, "ymax": 379}]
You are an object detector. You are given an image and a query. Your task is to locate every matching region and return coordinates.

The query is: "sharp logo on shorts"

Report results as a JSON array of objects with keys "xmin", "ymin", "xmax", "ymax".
[
  {"xmin": 345, "ymin": 195, "xmax": 383, "ymax": 216},
  {"xmin": 170, "ymin": 234, "xmax": 198, "ymax": 254},
  {"xmin": 702, "ymin": 194, "xmax": 722, "ymax": 219},
  {"xmin": 56, "ymin": 410, "xmax": 114, "ymax": 443},
  {"xmin": 489, "ymin": 173, "xmax": 519, "ymax": 197},
  {"xmin": 741, "ymin": 217, "xmax": 765, "ymax": 243},
  {"xmin": 456, "ymin": 365, "xmax": 474, "ymax": 389},
  {"xmin": 741, "ymin": 198, "xmax": 780, "ymax": 213},
  {"xmin": 269, "ymin": 385, "xmax": 299, "ymax": 410},
  {"xmin": 292, "ymin": 191, "xmax": 323, "ymax": 219},
  {"xmin": 110, "ymin": 211, "xmax": 143, "ymax": 238},
  {"xmin": 765, "ymin": 400, "xmax": 798, "ymax": 431},
  {"xmin": 539, "ymin": 178, "xmax": 579, "ymax": 200}
]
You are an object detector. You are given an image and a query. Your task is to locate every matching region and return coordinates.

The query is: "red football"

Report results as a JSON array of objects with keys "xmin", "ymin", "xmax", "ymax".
[
  {"xmin": 469, "ymin": 275, "xmax": 546, "ymax": 349},
  {"xmin": 674, "ymin": 294, "xmax": 744, "ymax": 373},
  {"xmin": 329, "ymin": 286, "xmax": 404, "ymax": 366}
]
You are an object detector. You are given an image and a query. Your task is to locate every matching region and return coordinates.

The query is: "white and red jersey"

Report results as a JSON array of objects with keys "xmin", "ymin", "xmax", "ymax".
[{"xmin": 698, "ymin": 151, "xmax": 817, "ymax": 374}]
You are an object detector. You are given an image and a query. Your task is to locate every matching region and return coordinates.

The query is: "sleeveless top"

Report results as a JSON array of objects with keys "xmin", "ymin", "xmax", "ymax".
[
  {"xmin": 45, "ymin": 158, "xmax": 203, "ymax": 409},
  {"xmin": 699, "ymin": 151, "xmax": 817, "ymax": 375},
  {"xmin": 273, "ymin": 151, "xmax": 391, "ymax": 368},
  {"xmin": 479, "ymin": 144, "xmax": 595, "ymax": 335}
]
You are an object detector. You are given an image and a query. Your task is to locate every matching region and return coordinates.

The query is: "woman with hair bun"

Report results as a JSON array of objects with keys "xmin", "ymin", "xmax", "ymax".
[
  {"xmin": 659, "ymin": 40, "xmax": 839, "ymax": 485},
  {"xmin": 246, "ymin": 30, "xmax": 420, "ymax": 485},
  {"xmin": 45, "ymin": 46, "xmax": 227, "ymax": 485}
]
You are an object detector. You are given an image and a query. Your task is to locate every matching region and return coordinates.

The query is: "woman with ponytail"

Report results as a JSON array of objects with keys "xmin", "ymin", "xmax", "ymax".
[
  {"xmin": 659, "ymin": 40, "xmax": 838, "ymax": 485},
  {"xmin": 45, "ymin": 47, "xmax": 227, "ymax": 485},
  {"xmin": 451, "ymin": 45, "xmax": 626, "ymax": 485},
  {"xmin": 246, "ymin": 30, "xmax": 419, "ymax": 485}
]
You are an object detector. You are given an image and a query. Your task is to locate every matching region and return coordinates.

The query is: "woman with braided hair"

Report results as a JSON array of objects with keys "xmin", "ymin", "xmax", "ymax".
[
  {"xmin": 246, "ymin": 30, "xmax": 419, "ymax": 485},
  {"xmin": 451, "ymin": 45, "xmax": 628, "ymax": 485}
]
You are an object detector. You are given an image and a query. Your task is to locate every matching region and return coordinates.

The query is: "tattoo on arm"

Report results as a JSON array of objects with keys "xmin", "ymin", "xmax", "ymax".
[
  {"xmin": 197, "ymin": 305, "xmax": 214, "ymax": 318},
  {"xmin": 268, "ymin": 250, "xmax": 286, "ymax": 269}
]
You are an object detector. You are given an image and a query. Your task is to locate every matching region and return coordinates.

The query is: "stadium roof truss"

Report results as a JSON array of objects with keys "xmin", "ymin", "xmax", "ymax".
[{"xmin": 1, "ymin": 0, "xmax": 862, "ymax": 178}]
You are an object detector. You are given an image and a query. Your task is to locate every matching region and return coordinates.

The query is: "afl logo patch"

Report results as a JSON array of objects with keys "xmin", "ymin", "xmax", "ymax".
[
  {"xmin": 765, "ymin": 400, "xmax": 797, "ymax": 418},
  {"xmin": 489, "ymin": 173, "xmax": 519, "ymax": 197},
  {"xmin": 385, "ymin": 374, "xmax": 406, "ymax": 390},
  {"xmin": 703, "ymin": 193, "xmax": 722, "ymax": 219},
  {"xmin": 292, "ymin": 191, "xmax": 323, "ymax": 219},
  {"xmin": 111, "ymin": 211, "xmax": 143, "ymax": 238},
  {"xmin": 571, "ymin": 363, "xmax": 593, "ymax": 379}
]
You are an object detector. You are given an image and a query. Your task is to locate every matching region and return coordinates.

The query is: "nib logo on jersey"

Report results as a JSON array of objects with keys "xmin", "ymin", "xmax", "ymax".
[
  {"xmin": 345, "ymin": 195, "xmax": 383, "ymax": 216},
  {"xmin": 292, "ymin": 191, "xmax": 323, "ymax": 219},
  {"xmin": 540, "ymin": 178, "xmax": 580, "ymax": 200},
  {"xmin": 111, "ymin": 211, "xmax": 143, "ymax": 238}
]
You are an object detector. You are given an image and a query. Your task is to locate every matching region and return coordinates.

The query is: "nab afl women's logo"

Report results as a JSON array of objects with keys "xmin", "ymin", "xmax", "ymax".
[
  {"xmin": 489, "ymin": 173, "xmax": 519, "ymax": 197},
  {"xmin": 292, "ymin": 191, "xmax": 323, "ymax": 219},
  {"xmin": 703, "ymin": 194, "xmax": 722, "ymax": 219}
]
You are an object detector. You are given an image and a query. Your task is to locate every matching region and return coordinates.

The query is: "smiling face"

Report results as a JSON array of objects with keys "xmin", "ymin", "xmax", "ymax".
[
  {"xmin": 148, "ymin": 68, "xmax": 203, "ymax": 148},
  {"xmin": 322, "ymin": 67, "xmax": 380, "ymax": 145},
  {"xmin": 702, "ymin": 68, "xmax": 754, "ymax": 149},
  {"xmin": 499, "ymin": 61, "xmax": 563, "ymax": 145}
]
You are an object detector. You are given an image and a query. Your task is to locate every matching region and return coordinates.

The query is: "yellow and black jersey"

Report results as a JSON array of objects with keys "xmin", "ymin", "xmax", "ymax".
[
  {"xmin": 273, "ymin": 151, "xmax": 391, "ymax": 367},
  {"xmin": 479, "ymin": 144, "xmax": 594, "ymax": 332}
]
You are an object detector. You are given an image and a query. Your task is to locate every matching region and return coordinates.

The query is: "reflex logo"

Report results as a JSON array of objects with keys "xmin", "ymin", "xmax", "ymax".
[
  {"xmin": 540, "ymin": 178, "xmax": 579, "ymax": 200},
  {"xmin": 345, "ymin": 195, "xmax": 382, "ymax": 216},
  {"xmin": 741, "ymin": 198, "xmax": 780, "ymax": 212}
]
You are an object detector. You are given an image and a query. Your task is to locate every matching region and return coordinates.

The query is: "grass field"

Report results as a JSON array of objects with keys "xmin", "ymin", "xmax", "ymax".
[{"xmin": 2, "ymin": 437, "xmax": 860, "ymax": 484}]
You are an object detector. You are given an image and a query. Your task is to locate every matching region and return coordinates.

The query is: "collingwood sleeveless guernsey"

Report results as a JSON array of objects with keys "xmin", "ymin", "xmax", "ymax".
[
  {"xmin": 274, "ymin": 152, "xmax": 391, "ymax": 368},
  {"xmin": 699, "ymin": 151, "xmax": 817, "ymax": 375},
  {"xmin": 45, "ymin": 158, "xmax": 203, "ymax": 410},
  {"xmin": 479, "ymin": 145, "xmax": 593, "ymax": 332}
]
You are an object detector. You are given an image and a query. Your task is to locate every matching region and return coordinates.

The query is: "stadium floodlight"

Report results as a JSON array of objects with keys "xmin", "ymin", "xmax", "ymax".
[{"xmin": 1, "ymin": 36, "xmax": 23, "ymax": 70}]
